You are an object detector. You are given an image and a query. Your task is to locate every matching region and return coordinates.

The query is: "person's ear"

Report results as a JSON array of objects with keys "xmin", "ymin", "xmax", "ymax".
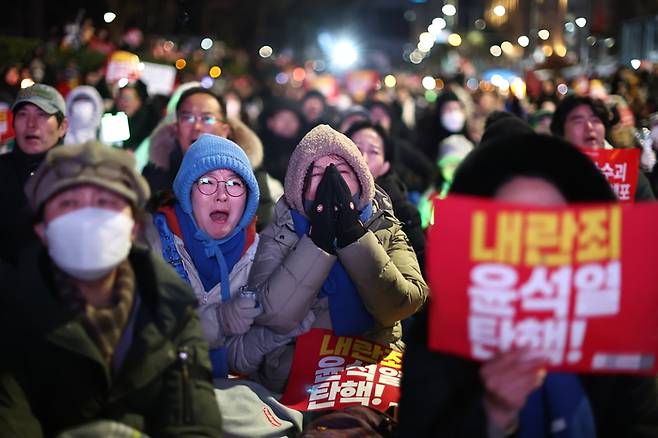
[
  {"xmin": 381, "ymin": 161, "xmax": 391, "ymax": 175},
  {"xmin": 34, "ymin": 222, "xmax": 47, "ymax": 245},
  {"xmin": 57, "ymin": 117, "xmax": 69, "ymax": 138},
  {"xmin": 131, "ymin": 221, "xmax": 140, "ymax": 241},
  {"xmin": 218, "ymin": 120, "xmax": 231, "ymax": 138}
]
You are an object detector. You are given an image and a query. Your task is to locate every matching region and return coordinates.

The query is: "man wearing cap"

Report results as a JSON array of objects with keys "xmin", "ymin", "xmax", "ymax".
[
  {"xmin": 0, "ymin": 141, "xmax": 222, "ymax": 437},
  {"xmin": 0, "ymin": 83, "xmax": 68, "ymax": 264}
]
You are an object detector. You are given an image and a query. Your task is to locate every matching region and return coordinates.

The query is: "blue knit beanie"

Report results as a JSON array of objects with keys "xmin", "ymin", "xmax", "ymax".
[{"xmin": 173, "ymin": 133, "xmax": 259, "ymax": 233}]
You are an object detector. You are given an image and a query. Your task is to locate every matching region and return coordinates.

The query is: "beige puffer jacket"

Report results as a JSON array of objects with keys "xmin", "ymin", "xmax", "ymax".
[{"xmin": 247, "ymin": 187, "xmax": 428, "ymax": 392}]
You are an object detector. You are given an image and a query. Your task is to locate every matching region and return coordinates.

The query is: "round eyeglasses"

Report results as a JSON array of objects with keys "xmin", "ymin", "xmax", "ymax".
[
  {"xmin": 195, "ymin": 175, "xmax": 246, "ymax": 197},
  {"xmin": 178, "ymin": 113, "xmax": 223, "ymax": 126}
]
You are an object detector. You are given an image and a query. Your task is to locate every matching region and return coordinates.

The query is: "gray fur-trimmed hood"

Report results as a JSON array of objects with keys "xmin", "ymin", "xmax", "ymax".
[{"xmin": 148, "ymin": 116, "xmax": 264, "ymax": 171}]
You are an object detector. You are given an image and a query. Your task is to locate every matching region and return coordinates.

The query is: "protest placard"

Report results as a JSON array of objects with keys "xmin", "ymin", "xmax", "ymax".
[
  {"xmin": 427, "ymin": 195, "xmax": 658, "ymax": 374},
  {"xmin": 580, "ymin": 147, "xmax": 640, "ymax": 202},
  {"xmin": 280, "ymin": 329, "xmax": 401, "ymax": 412}
]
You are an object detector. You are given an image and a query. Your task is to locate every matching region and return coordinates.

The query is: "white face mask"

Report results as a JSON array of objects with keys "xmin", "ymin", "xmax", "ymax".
[
  {"xmin": 441, "ymin": 110, "xmax": 466, "ymax": 132},
  {"xmin": 45, "ymin": 207, "xmax": 135, "ymax": 281},
  {"xmin": 70, "ymin": 100, "xmax": 96, "ymax": 124}
]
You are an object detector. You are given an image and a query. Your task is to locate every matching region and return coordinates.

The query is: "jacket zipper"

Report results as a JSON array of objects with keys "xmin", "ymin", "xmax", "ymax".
[{"xmin": 178, "ymin": 347, "xmax": 193, "ymax": 424}]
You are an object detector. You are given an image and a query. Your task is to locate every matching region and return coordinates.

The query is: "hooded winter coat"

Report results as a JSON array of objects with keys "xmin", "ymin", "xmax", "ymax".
[
  {"xmin": 246, "ymin": 125, "xmax": 428, "ymax": 392},
  {"xmin": 64, "ymin": 85, "xmax": 104, "ymax": 145}
]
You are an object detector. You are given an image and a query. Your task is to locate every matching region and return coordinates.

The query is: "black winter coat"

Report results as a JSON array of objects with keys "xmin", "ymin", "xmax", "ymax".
[
  {"xmin": 397, "ymin": 311, "xmax": 658, "ymax": 438},
  {"xmin": 0, "ymin": 145, "xmax": 46, "ymax": 264},
  {"xmin": 0, "ymin": 245, "xmax": 223, "ymax": 437}
]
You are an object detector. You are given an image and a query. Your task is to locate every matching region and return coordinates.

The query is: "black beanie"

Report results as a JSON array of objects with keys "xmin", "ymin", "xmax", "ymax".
[
  {"xmin": 450, "ymin": 133, "xmax": 616, "ymax": 203},
  {"xmin": 479, "ymin": 112, "xmax": 534, "ymax": 148}
]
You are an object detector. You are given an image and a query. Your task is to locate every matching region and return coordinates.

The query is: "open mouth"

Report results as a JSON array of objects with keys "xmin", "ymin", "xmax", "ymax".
[
  {"xmin": 583, "ymin": 136, "xmax": 598, "ymax": 145},
  {"xmin": 25, "ymin": 135, "xmax": 40, "ymax": 141},
  {"xmin": 210, "ymin": 210, "xmax": 229, "ymax": 223}
]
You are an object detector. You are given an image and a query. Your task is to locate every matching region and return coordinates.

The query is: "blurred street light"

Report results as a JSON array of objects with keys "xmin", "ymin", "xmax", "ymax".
[
  {"xmin": 631, "ymin": 59, "xmax": 641, "ymax": 69},
  {"xmin": 555, "ymin": 44, "xmax": 567, "ymax": 57},
  {"xmin": 259, "ymin": 45, "xmax": 273, "ymax": 58},
  {"xmin": 442, "ymin": 4, "xmax": 456, "ymax": 16},
  {"xmin": 209, "ymin": 66, "xmax": 222, "ymax": 78},
  {"xmin": 517, "ymin": 35, "xmax": 529, "ymax": 47},
  {"xmin": 331, "ymin": 39, "xmax": 358, "ymax": 69},
  {"xmin": 493, "ymin": 5, "xmax": 506, "ymax": 17},
  {"xmin": 103, "ymin": 12, "xmax": 116, "ymax": 23},
  {"xmin": 201, "ymin": 38, "xmax": 213, "ymax": 50},
  {"xmin": 538, "ymin": 29, "xmax": 550, "ymax": 40},
  {"xmin": 448, "ymin": 33, "xmax": 462, "ymax": 46},
  {"xmin": 432, "ymin": 17, "xmax": 447, "ymax": 29},
  {"xmin": 490, "ymin": 45, "xmax": 502, "ymax": 56},
  {"xmin": 422, "ymin": 76, "xmax": 436, "ymax": 90},
  {"xmin": 575, "ymin": 17, "xmax": 587, "ymax": 28}
]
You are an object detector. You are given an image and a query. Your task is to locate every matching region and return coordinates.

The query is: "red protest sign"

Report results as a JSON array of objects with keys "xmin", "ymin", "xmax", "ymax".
[
  {"xmin": 579, "ymin": 147, "xmax": 640, "ymax": 202},
  {"xmin": 426, "ymin": 195, "xmax": 658, "ymax": 374},
  {"xmin": 280, "ymin": 329, "xmax": 402, "ymax": 412}
]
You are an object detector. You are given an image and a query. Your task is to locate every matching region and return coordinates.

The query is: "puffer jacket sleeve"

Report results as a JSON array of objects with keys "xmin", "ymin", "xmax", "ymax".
[
  {"xmin": 151, "ymin": 306, "xmax": 223, "ymax": 437},
  {"xmin": 250, "ymin": 202, "xmax": 336, "ymax": 333},
  {"xmin": 336, "ymin": 215, "xmax": 428, "ymax": 327}
]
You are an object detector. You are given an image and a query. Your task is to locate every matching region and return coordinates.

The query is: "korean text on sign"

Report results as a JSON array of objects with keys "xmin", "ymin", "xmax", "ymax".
[
  {"xmin": 280, "ymin": 329, "xmax": 402, "ymax": 412},
  {"xmin": 427, "ymin": 196, "xmax": 658, "ymax": 374}
]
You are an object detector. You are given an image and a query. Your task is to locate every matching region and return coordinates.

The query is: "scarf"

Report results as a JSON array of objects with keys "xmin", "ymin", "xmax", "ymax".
[
  {"xmin": 175, "ymin": 203, "xmax": 245, "ymax": 301},
  {"xmin": 290, "ymin": 205, "xmax": 374, "ymax": 336},
  {"xmin": 519, "ymin": 372, "xmax": 596, "ymax": 438},
  {"xmin": 56, "ymin": 259, "xmax": 135, "ymax": 365}
]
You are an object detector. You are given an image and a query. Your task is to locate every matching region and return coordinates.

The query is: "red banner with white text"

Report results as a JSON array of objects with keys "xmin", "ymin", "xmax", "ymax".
[
  {"xmin": 280, "ymin": 329, "xmax": 402, "ymax": 412},
  {"xmin": 426, "ymin": 195, "xmax": 658, "ymax": 374},
  {"xmin": 579, "ymin": 147, "xmax": 640, "ymax": 202}
]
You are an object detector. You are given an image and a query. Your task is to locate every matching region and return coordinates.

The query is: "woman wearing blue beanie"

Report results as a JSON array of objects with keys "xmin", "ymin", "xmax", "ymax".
[{"xmin": 143, "ymin": 133, "xmax": 275, "ymax": 377}]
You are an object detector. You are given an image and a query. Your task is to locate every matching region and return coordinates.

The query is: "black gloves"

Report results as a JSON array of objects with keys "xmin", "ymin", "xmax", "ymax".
[
  {"xmin": 308, "ymin": 164, "xmax": 367, "ymax": 251},
  {"xmin": 329, "ymin": 166, "xmax": 366, "ymax": 248},
  {"xmin": 309, "ymin": 166, "xmax": 337, "ymax": 253}
]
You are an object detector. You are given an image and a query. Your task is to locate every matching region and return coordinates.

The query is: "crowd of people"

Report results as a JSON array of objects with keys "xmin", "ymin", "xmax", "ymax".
[{"xmin": 0, "ymin": 56, "xmax": 657, "ymax": 437}]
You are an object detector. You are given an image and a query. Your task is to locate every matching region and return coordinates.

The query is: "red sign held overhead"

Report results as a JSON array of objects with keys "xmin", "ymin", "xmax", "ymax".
[
  {"xmin": 426, "ymin": 195, "xmax": 658, "ymax": 374},
  {"xmin": 280, "ymin": 329, "xmax": 402, "ymax": 412}
]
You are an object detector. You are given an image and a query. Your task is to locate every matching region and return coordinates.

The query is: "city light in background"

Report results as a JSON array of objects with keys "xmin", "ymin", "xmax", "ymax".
[{"xmin": 330, "ymin": 40, "xmax": 358, "ymax": 68}]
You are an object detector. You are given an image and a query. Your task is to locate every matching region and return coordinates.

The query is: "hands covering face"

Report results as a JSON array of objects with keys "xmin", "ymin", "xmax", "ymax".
[{"xmin": 308, "ymin": 164, "xmax": 366, "ymax": 253}]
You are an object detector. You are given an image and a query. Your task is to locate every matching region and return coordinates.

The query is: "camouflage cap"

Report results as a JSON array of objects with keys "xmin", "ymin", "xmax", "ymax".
[{"xmin": 12, "ymin": 84, "xmax": 66, "ymax": 115}]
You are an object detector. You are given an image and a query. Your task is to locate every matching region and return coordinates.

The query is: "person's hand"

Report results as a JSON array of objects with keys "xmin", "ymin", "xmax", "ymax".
[
  {"xmin": 218, "ymin": 294, "xmax": 262, "ymax": 336},
  {"xmin": 308, "ymin": 165, "xmax": 337, "ymax": 253},
  {"xmin": 325, "ymin": 164, "xmax": 366, "ymax": 248},
  {"xmin": 480, "ymin": 348, "xmax": 547, "ymax": 431}
]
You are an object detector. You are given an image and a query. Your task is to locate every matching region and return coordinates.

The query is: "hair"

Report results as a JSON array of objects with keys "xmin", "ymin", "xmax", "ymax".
[
  {"xmin": 344, "ymin": 120, "xmax": 396, "ymax": 165},
  {"xmin": 121, "ymin": 79, "xmax": 149, "ymax": 103},
  {"xmin": 175, "ymin": 87, "xmax": 226, "ymax": 119},
  {"xmin": 302, "ymin": 89, "xmax": 326, "ymax": 104},
  {"xmin": 550, "ymin": 95, "xmax": 610, "ymax": 137}
]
